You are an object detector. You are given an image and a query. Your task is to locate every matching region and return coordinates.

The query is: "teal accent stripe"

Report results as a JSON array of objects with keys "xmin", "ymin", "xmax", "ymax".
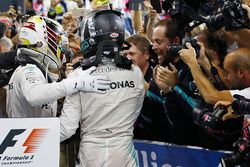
[
  {"xmin": 126, "ymin": 142, "xmax": 139, "ymax": 166},
  {"xmin": 146, "ymin": 90, "xmax": 164, "ymax": 104},
  {"xmin": 173, "ymin": 85, "xmax": 197, "ymax": 108}
]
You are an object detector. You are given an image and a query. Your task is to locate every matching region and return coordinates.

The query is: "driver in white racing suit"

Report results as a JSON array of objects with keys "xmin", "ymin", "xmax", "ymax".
[
  {"xmin": 60, "ymin": 10, "xmax": 145, "ymax": 167},
  {"xmin": 7, "ymin": 16, "xmax": 110, "ymax": 118}
]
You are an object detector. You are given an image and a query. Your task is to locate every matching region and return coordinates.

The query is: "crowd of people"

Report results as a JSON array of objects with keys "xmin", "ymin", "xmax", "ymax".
[{"xmin": 0, "ymin": 0, "xmax": 250, "ymax": 166}]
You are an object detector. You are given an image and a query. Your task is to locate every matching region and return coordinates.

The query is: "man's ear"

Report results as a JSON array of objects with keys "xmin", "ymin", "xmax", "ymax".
[
  {"xmin": 237, "ymin": 67, "xmax": 245, "ymax": 78},
  {"xmin": 212, "ymin": 51, "xmax": 221, "ymax": 66},
  {"xmin": 145, "ymin": 51, "xmax": 150, "ymax": 61}
]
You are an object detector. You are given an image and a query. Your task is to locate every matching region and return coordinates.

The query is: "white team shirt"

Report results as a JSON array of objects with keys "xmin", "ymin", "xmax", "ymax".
[
  {"xmin": 60, "ymin": 64, "xmax": 145, "ymax": 167},
  {"xmin": 7, "ymin": 64, "xmax": 67, "ymax": 118},
  {"xmin": 60, "ymin": 64, "xmax": 145, "ymax": 140},
  {"xmin": 230, "ymin": 87, "xmax": 250, "ymax": 99}
]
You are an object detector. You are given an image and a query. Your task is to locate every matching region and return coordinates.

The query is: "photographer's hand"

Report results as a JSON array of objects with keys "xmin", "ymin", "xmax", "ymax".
[
  {"xmin": 214, "ymin": 100, "xmax": 240, "ymax": 121},
  {"xmin": 153, "ymin": 65, "xmax": 171, "ymax": 92},
  {"xmin": 197, "ymin": 42, "xmax": 212, "ymax": 77},
  {"xmin": 155, "ymin": 64, "xmax": 178, "ymax": 87},
  {"xmin": 179, "ymin": 43, "xmax": 198, "ymax": 66}
]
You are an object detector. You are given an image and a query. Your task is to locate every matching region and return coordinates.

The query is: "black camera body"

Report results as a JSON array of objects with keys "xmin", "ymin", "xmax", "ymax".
[
  {"xmin": 221, "ymin": 138, "xmax": 250, "ymax": 167},
  {"xmin": 191, "ymin": 105, "xmax": 243, "ymax": 144},
  {"xmin": 167, "ymin": 0, "xmax": 250, "ymax": 32},
  {"xmin": 231, "ymin": 95, "xmax": 250, "ymax": 116},
  {"xmin": 168, "ymin": 36, "xmax": 200, "ymax": 58},
  {"xmin": 198, "ymin": 106, "xmax": 228, "ymax": 133},
  {"xmin": 219, "ymin": 95, "xmax": 250, "ymax": 167},
  {"xmin": 206, "ymin": 0, "xmax": 250, "ymax": 32}
]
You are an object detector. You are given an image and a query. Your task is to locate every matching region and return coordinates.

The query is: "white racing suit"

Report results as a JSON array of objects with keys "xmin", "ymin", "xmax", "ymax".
[
  {"xmin": 60, "ymin": 63, "xmax": 145, "ymax": 167},
  {"xmin": 7, "ymin": 64, "xmax": 67, "ymax": 117}
]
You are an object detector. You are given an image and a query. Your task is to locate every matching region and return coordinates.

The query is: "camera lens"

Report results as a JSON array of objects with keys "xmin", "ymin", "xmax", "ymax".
[
  {"xmin": 205, "ymin": 13, "xmax": 224, "ymax": 32},
  {"xmin": 168, "ymin": 45, "xmax": 182, "ymax": 57},
  {"xmin": 232, "ymin": 99, "xmax": 250, "ymax": 115}
]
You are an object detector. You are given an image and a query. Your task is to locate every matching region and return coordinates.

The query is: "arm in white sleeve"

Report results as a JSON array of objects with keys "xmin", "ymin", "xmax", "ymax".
[
  {"xmin": 59, "ymin": 93, "xmax": 81, "ymax": 142},
  {"xmin": 20, "ymin": 65, "xmax": 68, "ymax": 106},
  {"xmin": 20, "ymin": 65, "xmax": 111, "ymax": 106},
  {"xmin": 230, "ymin": 87, "xmax": 250, "ymax": 99}
]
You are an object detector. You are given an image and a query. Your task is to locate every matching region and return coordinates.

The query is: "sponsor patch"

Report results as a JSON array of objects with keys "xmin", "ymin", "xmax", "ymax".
[{"xmin": 110, "ymin": 33, "xmax": 119, "ymax": 38}]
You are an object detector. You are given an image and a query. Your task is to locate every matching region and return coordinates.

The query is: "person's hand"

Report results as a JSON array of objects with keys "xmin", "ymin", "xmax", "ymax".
[
  {"xmin": 179, "ymin": 43, "xmax": 198, "ymax": 66},
  {"xmin": 153, "ymin": 65, "xmax": 171, "ymax": 92},
  {"xmin": 242, "ymin": 4, "xmax": 250, "ymax": 19},
  {"xmin": 63, "ymin": 66, "xmax": 111, "ymax": 95},
  {"xmin": 214, "ymin": 100, "xmax": 241, "ymax": 121},
  {"xmin": 155, "ymin": 64, "xmax": 178, "ymax": 87},
  {"xmin": 196, "ymin": 42, "xmax": 212, "ymax": 76},
  {"xmin": 148, "ymin": 8, "xmax": 159, "ymax": 25},
  {"xmin": 197, "ymin": 42, "xmax": 207, "ymax": 64},
  {"xmin": 143, "ymin": 0, "xmax": 152, "ymax": 10},
  {"xmin": 65, "ymin": 63, "xmax": 74, "ymax": 76},
  {"xmin": 7, "ymin": 5, "xmax": 16, "ymax": 18}
]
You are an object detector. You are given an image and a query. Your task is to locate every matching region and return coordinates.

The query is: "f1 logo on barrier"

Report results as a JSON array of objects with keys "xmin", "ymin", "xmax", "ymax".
[{"xmin": 0, "ymin": 129, "xmax": 47, "ymax": 154}]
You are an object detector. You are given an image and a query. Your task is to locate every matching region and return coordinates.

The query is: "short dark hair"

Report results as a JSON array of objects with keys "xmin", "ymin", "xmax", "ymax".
[
  {"xmin": 165, "ymin": 18, "xmax": 182, "ymax": 41},
  {"xmin": 154, "ymin": 18, "xmax": 182, "ymax": 42},
  {"xmin": 201, "ymin": 30, "xmax": 228, "ymax": 67}
]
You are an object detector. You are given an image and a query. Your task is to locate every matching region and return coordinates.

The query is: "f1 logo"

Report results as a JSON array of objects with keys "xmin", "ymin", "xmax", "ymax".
[
  {"xmin": 0, "ymin": 129, "xmax": 47, "ymax": 154},
  {"xmin": 0, "ymin": 129, "xmax": 25, "ymax": 154}
]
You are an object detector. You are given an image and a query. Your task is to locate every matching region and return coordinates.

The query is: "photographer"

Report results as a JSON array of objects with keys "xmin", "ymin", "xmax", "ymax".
[
  {"xmin": 179, "ymin": 47, "xmax": 250, "ymax": 104},
  {"xmin": 155, "ymin": 28, "xmax": 245, "ymax": 149},
  {"xmin": 166, "ymin": 0, "xmax": 250, "ymax": 49},
  {"xmin": 152, "ymin": 18, "xmax": 205, "ymax": 146},
  {"xmin": 131, "ymin": 19, "xmax": 174, "ymax": 143},
  {"xmin": 178, "ymin": 47, "xmax": 250, "ymax": 150}
]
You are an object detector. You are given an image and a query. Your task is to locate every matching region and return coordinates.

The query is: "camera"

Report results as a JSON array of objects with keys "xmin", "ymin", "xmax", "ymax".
[
  {"xmin": 219, "ymin": 95, "xmax": 250, "ymax": 166},
  {"xmin": 231, "ymin": 95, "xmax": 250, "ymax": 116},
  {"xmin": 198, "ymin": 106, "xmax": 228, "ymax": 133},
  {"xmin": 192, "ymin": 105, "xmax": 243, "ymax": 138},
  {"xmin": 167, "ymin": 0, "xmax": 250, "ymax": 33},
  {"xmin": 220, "ymin": 138, "xmax": 250, "ymax": 167},
  {"xmin": 205, "ymin": 0, "xmax": 250, "ymax": 32},
  {"xmin": 168, "ymin": 36, "xmax": 200, "ymax": 58},
  {"xmin": 167, "ymin": 0, "xmax": 206, "ymax": 33}
]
